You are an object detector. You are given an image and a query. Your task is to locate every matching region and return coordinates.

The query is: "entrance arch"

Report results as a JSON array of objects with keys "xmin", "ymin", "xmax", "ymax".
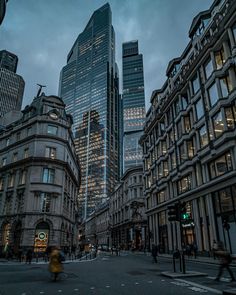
[
  {"xmin": 12, "ymin": 221, "xmax": 22, "ymax": 254},
  {"xmin": 34, "ymin": 221, "xmax": 50, "ymax": 253}
]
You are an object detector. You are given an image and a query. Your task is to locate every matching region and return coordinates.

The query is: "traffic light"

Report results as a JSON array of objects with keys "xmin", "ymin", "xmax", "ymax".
[
  {"xmin": 180, "ymin": 202, "xmax": 190, "ymax": 220},
  {"xmin": 168, "ymin": 203, "xmax": 180, "ymax": 222}
]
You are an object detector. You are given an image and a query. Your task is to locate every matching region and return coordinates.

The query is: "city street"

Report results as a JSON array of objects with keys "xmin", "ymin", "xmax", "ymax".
[{"xmin": 0, "ymin": 252, "xmax": 236, "ymax": 295}]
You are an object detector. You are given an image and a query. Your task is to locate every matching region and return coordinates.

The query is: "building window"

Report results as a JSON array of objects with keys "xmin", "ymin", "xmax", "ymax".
[
  {"xmin": 19, "ymin": 170, "xmax": 27, "ymax": 185},
  {"xmin": 47, "ymin": 125, "xmax": 58, "ymax": 135},
  {"xmin": 40, "ymin": 192, "xmax": 51, "ymax": 212},
  {"xmin": 179, "ymin": 143, "xmax": 186, "ymax": 163},
  {"xmin": 232, "ymin": 23, "xmax": 236, "ymax": 42},
  {"xmin": 220, "ymin": 76, "xmax": 233, "ymax": 97},
  {"xmin": 162, "ymin": 141, "xmax": 167, "ymax": 155},
  {"xmin": 215, "ymin": 47, "xmax": 226, "ymax": 69},
  {"xmin": 225, "ymin": 106, "xmax": 236, "ymax": 130},
  {"xmin": 42, "ymin": 168, "xmax": 55, "ymax": 183},
  {"xmin": 177, "ymin": 120, "xmax": 182, "ymax": 139},
  {"xmin": 27, "ymin": 127, "xmax": 32, "ymax": 136},
  {"xmin": 157, "ymin": 190, "xmax": 166, "ymax": 204},
  {"xmin": 199, "ymin": 124, "xmax": 208, "ymax": 147},
  {"xmin": 208, "ymin": 82, "xmax": 219, "ymax": 107},
  {"xmin": 12, "ymin": 153, "xmax": 18, "ymax": 162},
  {"xmin": 204, "ymin": 58, "xmax": 213, "ymax": 80},
  {"xmin": 0, "ymin": 178, "xmax": 3, "ymax": 190},
  {"xmin": 213, "ymin": 110, "xmax": 224, "ymax": 138},
  {"xmin": 2, "ymin": 158, "xmax": 6, "ymax": 167},
  {"xmin": 171, "ymin": 152, "xmax": 176, "ymax": 170},
  {"xmin": 187, "ymin": 139, "xmax": 195, "ymax": 159},
  {"xmin": 192, "ymin": 74, "xmax": 200, "ymax": 95},
  {"xmin": 181, "ymin": 93, "xmax": 189, "ymax": 110},
  {"xmin": 16, "ymin": 132, "xmax": 21, "ymax": 141},
  {"xmin": 209, "ymin": 152, "xmax": 232, "ymax": 179},
  {"xmin": 24, "ymin": 148, "xmax": 29, "ymax": 158},
  {"xmin": 178, "ymin": 174, "xmax": 192, "ymax": 194},
  {"xmin": 6, "ymin": 138, "xmax": 10, "ymax": 147},
  {"xmin": 45, "ymin": 147, "xmax": 56, "ymax": 159},
  {"xmin": 195, "ymin": 98, "xmax": 204, "ymax": 120},
  {"xmin": 7, "ymin": 174, "xmax": 14, "ymax": 188},
  {"xmin": 163, "ymin": 161, "xmax": 168, "ymax": 177},
  {"xmin": 175, "ymin": 97, "xmax": 182, "ymax": 115},
  {"xmin": 184, "ymin": 115, "xmax": 191, "ymax": 133}
]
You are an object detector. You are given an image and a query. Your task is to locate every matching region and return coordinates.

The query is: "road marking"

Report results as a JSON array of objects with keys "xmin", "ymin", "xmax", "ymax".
[
  {"xmin": 90, "ymin": 287, "xmax": 95, "ymax": 290},
  {"xmin": 175, "ymin": 279, "xmax": 222, "ymax": 294},
  {"xmin": 39, "ymin": 292, "xmax": 45, "ymax": 294},
  {"xmin": 58, "ymin": 290, "xmax": 62, "ymax": 293},
  {"xmin": 148, "ymin": 280, "xmax": 153, "ymax": 283},
  {"xmin": 74, "ymin": 289, "xmax": 79, "ymax": 291},
  {"xmin": 121, "ymin": 284, "xmax": 125, "ymax": 287},
  {"xmin": 171, "ymin": 281, "xmax": 190, "ymax": 287},
  {"xmin": 135, "ymin": 282, "xmax": 139, "ymax": 285},
  {"xmin": 106, "ymin": 286, "xmax": 110, "ymax": 288},
  {"xmin": 207, "ymin": 276, "xmax": 231, "ymax": 282}
]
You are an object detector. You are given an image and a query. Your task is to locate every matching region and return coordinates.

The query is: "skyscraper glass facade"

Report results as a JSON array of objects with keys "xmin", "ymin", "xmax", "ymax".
[
  {"xmin": 59, "ymin": 4, "xmax": 120, "ymax": 219},
  {"xmin": 122, "ymin": 41, "xmax": 145, "ymax": 172},
  {"xmin": 0, "ymin": 50, "xmax": 24, "ymax": 118}
]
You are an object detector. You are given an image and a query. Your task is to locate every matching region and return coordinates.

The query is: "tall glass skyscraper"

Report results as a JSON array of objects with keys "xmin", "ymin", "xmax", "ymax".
[
  {"xmin": 59, "ymin": 4, "xmax": 120, "ymax": 219},
  {"xmin": 122, "ymin": 41, "xmax": 145, "ymax": 173},
  {"xmin": 0, "ymin": 50, "xmax": 25, "ymax": 118}
]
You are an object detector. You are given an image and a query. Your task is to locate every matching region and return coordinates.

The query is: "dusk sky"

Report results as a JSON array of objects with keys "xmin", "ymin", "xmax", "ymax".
[{"xmin": 1, "ymin": 0, "xmax": 213, "ymax": 110}]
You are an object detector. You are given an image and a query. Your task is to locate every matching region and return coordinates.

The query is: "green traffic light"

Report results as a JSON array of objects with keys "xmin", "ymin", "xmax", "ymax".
[{"xmin": 182, "ymin": 213, "xmax": 190, "ymax": 220}]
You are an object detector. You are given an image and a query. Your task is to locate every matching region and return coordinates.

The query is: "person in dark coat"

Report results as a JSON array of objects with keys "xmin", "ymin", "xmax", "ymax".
[
  {"xmin": 215, "ymin": 243, "xmax": 235, "ymax": 282},
  {"xmin": 151, "ymin": 244, "xmax": 158, "ymax": 263},
  {"xmin": 26, "ymin": 248, "xmax": 33, "ymax": 264}
]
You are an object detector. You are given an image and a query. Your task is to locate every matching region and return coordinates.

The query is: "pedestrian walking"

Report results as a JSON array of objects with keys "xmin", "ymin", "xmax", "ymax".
[
  {"xmin": 212, "ymin": 240, "xmax": 218, "ymax": 259},
  {"xmin": 215, "ymin": 243, "xmax": 235, "ymax": 282},
  {"xmin": 192, "ymin": 242, "xmax": 198, "ymax": 259},
  {"xmin": 26, "ymin": 248, "xmax": 33, "ymax": 264},
  {"xmin": 151, "ymin": 244, "xmax": 158, "ymax": 263},
  {"xmin": 48, "ymin": 246, "xmax": 63, "ymax": 281}
]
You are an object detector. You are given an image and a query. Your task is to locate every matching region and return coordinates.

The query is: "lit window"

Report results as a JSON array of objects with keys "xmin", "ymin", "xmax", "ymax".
[
  {"xmin": 204, "ymin": 58, "xmax": 213, "ymax": 80},
  {"xmin": 215, "ymin": 48, "xmax": 226, "ymax": 69},
  {"xmin": 184, "ymin": 116, "xmax": 191, "ymax": 133},
  {"xmin": 2, "ymin": 158, "xmax": 6, "ymax": 167},
  {"xmin": 195, "ymin": 98, "xmax": 204, "ymax": 120},
  {"xmin": 45, "ymin": 147, "xmax": 56, "ymax": 159},
  {"xmin": 199, "ymin": 125, "xmax": 209, "ymax": 147},
  {"xmin": 209, "ymin": 152, "xmax": 232, "ymax": 179},
  {"xmin": 40, "ymin": 192, "xmax": 51, "ymax": 212},
  {"xmin": 213, "ymin": 110, "xmax": 224, "ymax": 138},
  {"xmin": 187, "ymin": 139, "xmax": 195, "ymax": 159},
  {"xmin": 171, "ymin": 152, "xmax": 176, "ymax": 170},
  {"xmin": 42, "ymin": 168, "xmax": 55, "ymax": 183},
  {"xmin": 178, "ymin": 174, "xmax": 192, "ymax": 194},
  {"xmin": 208, "ymin": 82, "xmax": 219, "ymax": 107},
  {"xmin": 163, "ymin": 161, "xmax": 168, "ymax": 177},
  {"xmin": 6, "ymin": 138, "xmax": 10, "ymax": 147},
  {"xmin": 225, "ymin": 107, "xmax": 236, "ymax": 130}
]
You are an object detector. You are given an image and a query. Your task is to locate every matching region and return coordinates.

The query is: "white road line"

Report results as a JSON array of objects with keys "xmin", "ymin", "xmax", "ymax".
[
  {"xmin": 106, "ymin": 286, "xmax": 110, "ymax": 288},
  {"xmin": 39, "ymin": 292, "xmax": 45, "ymax": 294},
  {"xmin": 58, "ymin": 290, "xmax": 62, "ymax": 293},
  {"xmin": 121, "ymin": 284, "xmax": 125, "ymax": 287},
  {"xmin": 148, "ymin": 280, "xmax": 153, "ymax": 283},
  {"xmin": 175, "ymin": 279, "xmax": 222, "ymax": 294},
  {"xmin": 73, "ymin": 289, "xmax": 79, "ymax": 291},
  {"xmin": 135, "ymin": 282, "xmax": 139, "ymax": 285},
  {"xmin": 90, "ymin": 287, "xmax": 95, "ymax": 290},
  {"xmin": 207, "ymin": 276, "xmax": 231, "ymax": 282}
]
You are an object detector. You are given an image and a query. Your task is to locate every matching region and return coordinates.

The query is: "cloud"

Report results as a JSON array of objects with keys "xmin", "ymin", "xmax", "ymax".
[{"xmin": 0, "ymin": 0, "xmax": 213, "ymax": 109}]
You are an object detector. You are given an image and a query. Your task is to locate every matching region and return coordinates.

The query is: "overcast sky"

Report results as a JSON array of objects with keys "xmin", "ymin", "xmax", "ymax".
[{"xmin": 1, "ymin": 0, "xmax": 213, "ymax": 110}]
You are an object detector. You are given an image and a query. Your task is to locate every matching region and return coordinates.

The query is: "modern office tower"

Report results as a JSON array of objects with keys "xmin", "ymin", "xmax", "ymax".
[
  {"xmin": 0, "ymin": 93, "xmax": 80, "ymax": 255},
  {"xmin": 141, "ymin": 0, "xmax": 236, "ymax": 254},
  {"xmin": 0, "ymin": 0, "xmax": 8, "ymax": 25},
  {"xmin": 122, "ymin": 41, "xmax": 146, "ymax": 173},
  {"xmin": 59, "ymin": 4, "xmax": 120, "ymax": 219},
  {"xmin": 0, "ymin": 50, "xmax": 25, "ymax": 117}
]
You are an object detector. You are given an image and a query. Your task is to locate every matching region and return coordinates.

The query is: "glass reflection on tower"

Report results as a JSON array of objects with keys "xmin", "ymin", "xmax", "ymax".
[{"xmin": 59, "ymin": 4, "xmax": 120, "ymax": 218}]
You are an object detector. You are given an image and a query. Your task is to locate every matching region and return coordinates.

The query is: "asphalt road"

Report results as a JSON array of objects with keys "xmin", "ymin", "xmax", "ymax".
[{"xmin": 0, "ymin": 252, "xmax": 236, "ymax": 295}]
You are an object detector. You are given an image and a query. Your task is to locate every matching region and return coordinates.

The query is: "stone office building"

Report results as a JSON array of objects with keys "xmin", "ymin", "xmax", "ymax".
[
  {"xmin": 109, "ymin": 166, "xmax": 147, "ymax": 250},
  {"xmin": 140, "ymin": 0, "xmax": 236, "ymax": 255},
  {"xmin": 0, "ymin": 93, "xmax": 81, "ymax": 255}
]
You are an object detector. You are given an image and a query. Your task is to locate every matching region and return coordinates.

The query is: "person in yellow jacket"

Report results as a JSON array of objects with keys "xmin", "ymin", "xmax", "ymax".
[{"xmin": 48, "ymin": 246, "xmax": 63, "ymax": 281}]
